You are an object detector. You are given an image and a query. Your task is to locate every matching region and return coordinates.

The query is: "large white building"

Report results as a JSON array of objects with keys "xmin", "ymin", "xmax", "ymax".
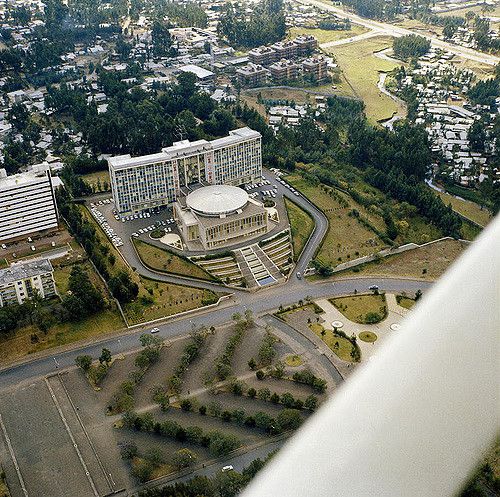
[
  {"xmin": 108, "ymin": 127, "xmax": 262, "ymax": 215},
  {"xmin": 0, "ymin": 164, "xmax": 59, "ymax": 243},
  {"xmin": 0, "ymin": 258, "xmax": 57, "ymax": 307},
  {"xmin": 174, "ymin": 185, "xmax": 270, "ymax": 250}
]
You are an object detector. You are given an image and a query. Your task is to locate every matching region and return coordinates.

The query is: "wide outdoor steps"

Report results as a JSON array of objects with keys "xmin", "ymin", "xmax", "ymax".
[{"xmin": 235, "ymin": 244, "xmax": 284, "ymax": 289}]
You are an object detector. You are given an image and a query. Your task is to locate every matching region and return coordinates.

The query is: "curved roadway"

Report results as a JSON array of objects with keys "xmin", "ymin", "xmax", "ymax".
[{"xmin": 0, "ymin": 171, "xmax": 432, "ymax": 388}]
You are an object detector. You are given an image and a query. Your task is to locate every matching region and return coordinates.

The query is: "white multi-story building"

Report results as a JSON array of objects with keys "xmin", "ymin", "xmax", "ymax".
[
  {"xmin": 0, "ymin": 258, "xmax": 57, "ymax": 307},
  {"xmin": 108, "ymin": 127, "xmax": 262, "ymax": 214},
  {"xmin": 0, "ymin": 164, "xmax": 59, "ymax": 243}
]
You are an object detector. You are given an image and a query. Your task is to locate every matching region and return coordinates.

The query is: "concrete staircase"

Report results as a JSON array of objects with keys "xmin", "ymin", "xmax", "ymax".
[
  {"xmin": 235, "ymin": 244, "xmax": 284, "ymax": 288},
  {"xmin": 253, "ymin": 244, "xmax": 283, "ymax": 281}
]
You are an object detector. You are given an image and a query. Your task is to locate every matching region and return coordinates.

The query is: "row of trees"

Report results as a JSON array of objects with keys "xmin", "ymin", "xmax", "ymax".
[
  {"xmin": 393, "ymin": 35, "xmax": 431, "ymax": 61},
  {"xmin": 217, "ymin": 0, "xmax": 286, "ymax": 48}
]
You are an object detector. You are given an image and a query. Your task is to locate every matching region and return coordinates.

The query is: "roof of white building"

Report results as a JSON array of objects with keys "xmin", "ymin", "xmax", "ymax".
[
  {"xmin": 0, "ymin": 259, "xmax": 53, "ymax": 286},
  {"xmin": 186, "ymin": 185, "xmax": 248, "ymax": 216}
]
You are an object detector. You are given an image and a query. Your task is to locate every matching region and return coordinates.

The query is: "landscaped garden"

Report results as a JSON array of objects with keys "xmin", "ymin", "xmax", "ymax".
[
  {"xmin": 329, "ymin": 294, "xmax": 387, "ymax": 324},
  {"xmin": 132, "ymin": 238, "xmax": 215, "ymax": 281},
  {"xmin": 358, "ymin": 331, "xmax": 378, "ymax": 343},
  {"xmin": 309, "ymin": 323, "xmax": 360, "ymax": 362},
  {"xmin": 284, "ymin": 198, "xmax": 315, "ymax": 260}
]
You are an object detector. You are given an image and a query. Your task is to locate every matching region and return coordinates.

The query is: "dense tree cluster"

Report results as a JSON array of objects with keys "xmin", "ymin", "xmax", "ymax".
[
  {"xmin": 393, "ymin": 35, "xmax": 431, "ymax": 61},
  {"xmin": 157, "ymin": 2, "xmax": 208, "ymax": 29},
  {"xmin": 217, "ymin": 0, "xmax": 286, "ymax": 48}
]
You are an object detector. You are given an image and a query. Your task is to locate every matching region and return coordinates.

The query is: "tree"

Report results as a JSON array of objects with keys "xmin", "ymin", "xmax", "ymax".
[
  {"xmin": 99, "ymin": 348, "xmax": 112, "ymax": 365},
  {"xmin": 280, "ymin": 392, "xmax": 295, "ymax": 408},
  {"xmin": 277, "ymin": 409, "xmax": 303, "ymax": 431},
  {"xmin": 393, "ymin": 35, "xmax": 430, "ymax": 60},
  {"xmin": 152, "ymin": 21, "xmax": 176, "ymax": 58},
  {"xmin": 214, "ymin": 468, "xmax": 246, "ymax": 497},
  {"xmin": 172, "ymin": 448, "xmax": 197, "ymax": 469},
  {"xmin": 304, "ymin": 394, "xmax": 319, "ymax": 410},
  {"xmin": 75, "ymin": 355, "xmax": 92, "ymax": 372},
  {"xmin": 257, "ymin": 388, "xmax": 271, "ymax": 401}
]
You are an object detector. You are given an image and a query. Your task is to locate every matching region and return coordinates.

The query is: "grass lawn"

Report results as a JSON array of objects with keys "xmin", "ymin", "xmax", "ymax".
[
  {"xmin": 133, "ymin": 238, "xmax": 215, "ymax": 281},
  {"xmin": 81, "ymin": 170, "xmax": 111, "ymax": 191},
  {"xmin": 431, "ymin": 189, "xmax": 492, "ymax": 227},
  {"xmin": 288, "ymin": 25, "xmax": 368, "ymax": 45},
  {"xmin": 359, "ymin": 331, "xmax": 378, "ymax": 343},
  {"xmin": 284, "ymin": 198, "xmax": 315, "ymax": 260},
  {"xmin": 329, "ymin": 294, "xmax": 387, "ymax": 324},
  {"xmin": 437, "ymin": 4, "xmax": 500, "ymax": 17},
  {"xmin": 80, "ymin": 205, "xmax": 222, "ymax": 325},
  {"xmin": 396, "ymin": 296, "xmax": 416, "ymax": 310},
  {"xmin": 285, "ymin": 174, "xmax": 388, "ymax": 267},
  {"xmin": 285, "ymin": 354, "xmax": 304, "ymax": 367},
  {"xmin": 351, "ymin": 239, "xmax": 468, "ymax": 280},
  {"xmin": 122, "ymin": 276, "xmax": 221, "ymax": 325},
  {"xmin": 324, "ymin": 35, "xmax": 405, "ymax": 123},
  {"xmin": 0, "ymin": 257, "xmax": 7, "ymax": 268},
  {"xmin": 309, "ymin": 323, "xmax": 357, "ymax": 362}
]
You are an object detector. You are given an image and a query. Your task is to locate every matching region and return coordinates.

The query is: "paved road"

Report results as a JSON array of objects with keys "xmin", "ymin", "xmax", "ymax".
[
  {"xmin": 297, "ymin": 0, "xmax": 500, "ymax": 65},
  {"xmin": 0, "ymin": 276, "xmax": 431, "ymax": 389}
]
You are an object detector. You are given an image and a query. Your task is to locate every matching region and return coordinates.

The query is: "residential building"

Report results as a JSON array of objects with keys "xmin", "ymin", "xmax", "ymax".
[
  {"xmin": 302, "ymin": 56, "xmax": 329, "ymax": 82},
  {"xmin": 271, "ymin": 40, "xmax": 299, "ymax": 60},
  {"xmin": 0, "ymin": 258, "xmax": 57, "ymax": 307},
  {"xmin": 248, "ymin": 46, "xmax": 277, "ymax": 66},
  {"xmin": 108, "ymin": 127, "xmax": 262, "ymax": 214},
  {"xmin": 269, "ymin": 59, "xmax": 301, "ymax": 83},
  {"xmin": 0, "ymin": 164, "xmax": 59, "ymax": 243},
  {"xmin": 293, "ymin": 35, "xmax": 319, "ymax": 55},
  {"xmin": 236, "ymin": 63, "xmax": 269, "ymax": 87}
]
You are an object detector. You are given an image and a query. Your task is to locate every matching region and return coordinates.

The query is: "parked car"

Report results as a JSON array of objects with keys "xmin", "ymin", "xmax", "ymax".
[{"xmin": 150, "ymin": 327, "xmax": 160, "ymax": 334}]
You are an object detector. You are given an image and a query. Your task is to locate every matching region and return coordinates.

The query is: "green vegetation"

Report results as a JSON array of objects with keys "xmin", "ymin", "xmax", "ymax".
[
  {"xmin": 396, "ymin": 295, "xmax": 416, "ymax": 309},
  {"xmin": 309, "ymin": 323, "xmax": 360, "ymax": 362},
  {"xmin": 324, "ymin": 36, "xmax": 405, "ymax": 123},
  {"xmin": 288, "ymin": 25, "xmax": 367, "ymax": 44},
  {"xmin": 393, "ymin": 35, "xmax": 431, "ymax": 60},
  {"xmin": 284, "ymin": 198, "xmax": 315, "ymax": 260},
  {"xmin": 359, "ymin": 331, "xmax": 378, "ymax": 343},
  {"xmin": 352, "ymin": 239, "xmax": 467, "ymax": 280},
  {"xmin": 285, "ymin": 354, "xmax": 304, "ymax": 367},
  {"xmin": 329, "ymin": 294, "xmax": 387, "ymax": 324},
  {"xmin": 75, "ymin": 347, "xmax": 113, "ymax": 388},
  {"xmin": 132, "ymin": 239, "xmax": 215, "ymax": 281},
  {"xmin": 81, "ymin": 170, "xmax": 110, "ymax": 193}
]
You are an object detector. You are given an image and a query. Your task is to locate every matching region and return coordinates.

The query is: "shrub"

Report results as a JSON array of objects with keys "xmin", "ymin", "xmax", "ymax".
[
  {"xmin": 256, "ymin": 370, "xmax": 265, "ymax": 380},
  {"xmin": 247, "ymin": 387, "xmax": 256, "ymax": 398},
  {"xmin": 180, "ymin": 399, "xmax": 192, "ymax": 411},
  {"xmin": 199, "ymin": 405, "xmax": 207, "ymax": 415}
]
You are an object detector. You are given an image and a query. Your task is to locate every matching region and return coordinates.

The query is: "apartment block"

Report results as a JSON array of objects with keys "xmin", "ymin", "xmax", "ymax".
[
  {"xmin": 270, "ymin": 40, "xmax": 299, "ymax": 60},
  {"xmin": 108, "ymin": 127, "xmax": 262, "ymax": 214},
  {"xmin": 269, "ymin": 59, "xmax": 301, "ymax": 83},
  {"xmin": 248, "ymin": 46, "xmax": 277, "ymax": 66},
  {"xmin": 0, "ymin": 164, "xmax": 59, "ymax": 243},
  {"xmin": 293, "ymin": 35, "xmax": 319, "ymax": 56},
  {"xmin": 236, "ymin": 63, "xmax": 269, "ymax": 87},
  {"xmin": 0, "ymin": 258, "xmax": 57, "ymax": 307},
  {"xmin": 302, "ymin": 56, "xmax": 329, "ymax": 83}
]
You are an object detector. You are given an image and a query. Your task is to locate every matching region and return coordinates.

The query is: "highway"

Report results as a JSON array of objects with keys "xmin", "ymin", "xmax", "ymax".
[{"xmin": 296, "ymin": 0, "xmax": 500, "ymax": 66}]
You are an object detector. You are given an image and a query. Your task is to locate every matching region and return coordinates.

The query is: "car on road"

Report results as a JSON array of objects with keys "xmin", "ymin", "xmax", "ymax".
[
  {"xmin": 296, "ymin": 272, "xmax": 302, "ymax": 279},
  {"xmin": 222, "ymin": 465, "xmax": 234, "ymax": 472},
  {"xmin": 369, "ymin": 285, "xmax": 379, "ymax": 291},
  {"xmin": 150, "ymin": 327, "xmax": 160, "ymax": 333}
]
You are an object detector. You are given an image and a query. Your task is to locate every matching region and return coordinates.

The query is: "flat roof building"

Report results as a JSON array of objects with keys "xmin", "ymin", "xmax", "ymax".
[
  {"xmin": 0, "ymin": 258, "xmax": 57, "ymax": 307},
  {"xmin": 302, "ymin": 56, "xmax": 329, "ymax": 83},
  {"xmin": 269, "ymin": 59, "xmax": 301, "ymax": 84},
  {"xmin": 174, "ymin": 185, "xmax": 270, "ymax": 250},
  {"xmin": 248, "ymin": 46, "xmax": 277, "ymax": 66},
  {"xmin": 108, "ymin": 127, "xmax": 262, "ymax": 215},
  {"xmin": 236, "ymin": 63, "xmax": 269, "ymax": 88},
  {"xmin": 0, "ymin": 164, "xmax": 59, "ymax": 243}
]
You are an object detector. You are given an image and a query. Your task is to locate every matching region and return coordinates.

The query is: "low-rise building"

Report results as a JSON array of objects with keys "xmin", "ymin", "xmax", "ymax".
[
  {"xmin": 174, "ymin": 185, "xmax": 269, "ymax": 250},
  {"xmin": 248, "ymin": 46, "xmax": 277, "ymax": 66},
  {"xmin": 293, "ymin": 35, "xmax": 318, "ymax": 55},
  {"xmin": 271, "ymin": 40, "xmax": 299, "ymax": 60},
  {"xmin": 269, "ymin": 59, "xmax": 301, "ymax": 83},
  {"xmin": 236, "ymin": 63, "xmax": 269, "ymax": 87},
  {"xmin": 0, "ymin": 164, "xmax": 59, "ymax": 243},
  {"xmin": 302, "ymin": 56, "xmax": 329, "ymax": 82},
  {"xmin": 0, "ymin": 258, "xmax": 57, "ymax": 307}
]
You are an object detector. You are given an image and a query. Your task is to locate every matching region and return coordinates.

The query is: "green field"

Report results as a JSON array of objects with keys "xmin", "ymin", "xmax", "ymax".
[
  {"xmin": 284, "ymin": 198, "xmax": 315, "ymax": 260},
  {"xmin": 285, "ymin": 174, "xmax": 388, "ymax": 267},
  {"xmin": 309, "ymin": 323, "xmax": 358, "ymax": 362},
  {"xmin": 351, "ymin": 239, "xmax": 468, "ymax": 280},
  {"xmin": 431, "ymin": 189, "xmax": 492, "ymax": 227},
  {"xmin": 324, "ymin": 35, "xmax": 405, "ymax": 123},
  {"xmin": 288, "ymin": 25, "xmax": 368, "ymax": 45},
  {"xmin": 437, "ymin": 4, "xmax": 500, "ymax": 17},
  {"xmin": 133, "ymin": 238, "xmax": 215, "ymax": 281},
  {"xmin": 81, "ymin": 170, "xmax": 111, "ymax": 192},
  {"xmin": 329, "ymin": 294, "xmax": 387, "ymax": 324}
]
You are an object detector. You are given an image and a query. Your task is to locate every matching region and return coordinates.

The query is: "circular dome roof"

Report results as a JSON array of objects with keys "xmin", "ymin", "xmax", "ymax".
[{"xmin": 186, "ymin": 185, "xmax": 249, "ymax": 216}]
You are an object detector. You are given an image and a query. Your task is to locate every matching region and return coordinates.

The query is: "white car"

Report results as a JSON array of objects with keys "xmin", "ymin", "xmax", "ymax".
[
  {"xmin": 151, "ymin": 327, "xmax": 160, "ymax": 334},
  {"xmin": 222, "ymin": 465, "xmax": 233, "ymax": 472}
]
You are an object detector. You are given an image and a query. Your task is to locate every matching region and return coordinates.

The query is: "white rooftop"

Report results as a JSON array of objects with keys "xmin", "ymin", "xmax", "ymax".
[{"xmin": 186, "ymin": 185, "xmax": 248, "ymax": 216}]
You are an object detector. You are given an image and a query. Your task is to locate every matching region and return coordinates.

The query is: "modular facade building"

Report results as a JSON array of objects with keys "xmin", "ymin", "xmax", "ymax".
[
  {"xmin": 0, "ymin": 164, "xmax": 59, "ymax": 243},
  {"xmin": 0, "ymin": 258, "xmax": 57, "ymax": 307},
  {"xmin": 174, "ymin": 185, "xmax": 269, "ymax": 250},
  {"xmin": 108, "ymin": 127, "xmax": 262, "ymax": 215}
]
